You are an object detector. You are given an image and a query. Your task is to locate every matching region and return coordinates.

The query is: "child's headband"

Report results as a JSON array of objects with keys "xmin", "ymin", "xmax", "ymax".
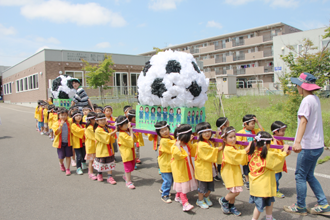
[
  {"xmin": 95, "ymin": 117, "xmax": 107, "ymax": 121},
  {"xmin": 72, "ymin": 113, "xmax": 82, "ymax": 118},
  {"xmin": 272, "ymin": 125, "xmax": 287, "ymax": 133},
  {"xmin": 128, "ymin": 113, "xmax": 135, "ymax": 116},
  {"xmin": 197, "ymin": 128, "xmax": 212, "ymax": 134},
  {"xmin": 83, "ymin": 107, "xmax": 92, "ymax": 110},
  {"xmin": 86, "ymin": 116, "xmax": 96, "ymax": 120},
  {"xmin": 255, "ymin": 133, "xmax": 273, "ymax": 142},
  {"xmin": 115, "ymin": 118, "xmax": 128, "ymax": 126},
  {"xmin": 176, "ymin": 128, "xmax": 192, "ymax": 140},
  {"xmin": 242, "ymin": 118, "xmax": 255, "ymax": 127},
  {"xmin": 221, "ymin": 129, "xmax": 236, "ymax": 138},
  {"xmin": 124, "ymin": 107, "xmax": 131, "ymax": 113},
  {"xmin": 218, "ymin": 118, "xmax": 228, "ymax": 130},
  {"xmin": 104, "ymin": 106, "xmax": 113, "ymax": 110},
  {"xmin": 155, "ymin": 123, "xmax": 168, "ymax": 130}
]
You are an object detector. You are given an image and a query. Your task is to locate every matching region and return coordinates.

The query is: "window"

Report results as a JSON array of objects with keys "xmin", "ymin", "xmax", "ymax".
[
  {"xmin": 3, "ymin": 82, "xmax": 12, "ymax": 95},
  {"xmin": 66, "ymin": 71, "xmax": 84, "ymax": 86},
  {"xmin": 322, "ymin": 39, "xmax": 330, "ymax": 48},
  {"xmin": 16, "ymin": 73, "xmax": 39, "ymax": 93},
  {"xmin": 130, "ymin": 73, "xmax": 140, "ymax": 87}
]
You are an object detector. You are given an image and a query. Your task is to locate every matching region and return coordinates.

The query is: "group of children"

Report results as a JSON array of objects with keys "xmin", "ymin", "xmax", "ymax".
[{"xmin": 34, "ymin": 101, "xmax": 291, "ymax": 220}]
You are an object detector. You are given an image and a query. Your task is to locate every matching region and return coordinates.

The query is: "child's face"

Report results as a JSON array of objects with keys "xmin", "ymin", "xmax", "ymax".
[
  {"xmin": 225, "ymin": 132, "xmax": 236, "ymax": 145},
  {"xmin": 188, "ymin": 112, "xmax": 190, "ymax": 116},
  {"xmin": 83, "ymin": 109, "xmax": 90, "ymax": 115},
  {"xmin": 131, "ymin": 117, "xmax": 136, "ymax": 123},
  {"xmin": 59, "ymin": 113, "xmax": 68, "ymax": 121},
  {"xmin": 202, "ymin": 130, "xmax": 212, "ymax": 140},
  {"xmin": 146, "ymin": 108, "xmax": 149, "ymax": 112},
  {"xmin": 164, "ymin": 108, "xmax": 167, "ymax": 112},
  {"xmin": 97, "ymin": 118, "xmax": 106, "ymax": 127},
  {"xmin": 192, "ymin": 111, "xmax": 195, "ymax": 116},
  {"xmin": 158, "ymin": 108, "xmax": 161, "ymax": 113},
  {"xmin": 140, "ymin": 107, "xmax": 143, "ymax": 111},
  {"xmin": 119, "ymin": 123, "xmax": 128, "ymax": 131},
  {"xmin": 196, "ymin": 111, "xmax": 199, "ymax": 115},
  {"xmin": 275, "ymin": 127, "xmax": 286, "ymax": 137},
  {"xmin": 178, "ymin": 109, "xmax": 181, "ymax": 114},
  {"xmin": 160, "ymin": 127, "xmax": 170, "ymax": 138},
  {"xmin": 74, "ymin": 115, "xmax": 82, "ymax": 123},
  {"xmin": 95, "ymin": 109, "xmax": 102, "ymax": 113},
  {"xmin": 245, "ymin": 121, "xmax": 255, "ymax": 131},
  {"xmin": 104, "ymin": 108, "xmax": 112, "ymax": 117},
  {"xmin": 170, "ymin": 109, "xmax": 173, "ymax": 113},
  {"xmin": 89, "ymin": 119, "xmax": 95, "ymax": 126},
  {"xmin": 151, "ymin": 108, "xmax": 155, "ymax": 113}
]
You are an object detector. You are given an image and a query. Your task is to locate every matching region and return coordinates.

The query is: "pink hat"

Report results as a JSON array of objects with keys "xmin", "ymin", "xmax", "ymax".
[{"xmin": 291, "ymin": 72, "xmax": 321, "ymax": 91}]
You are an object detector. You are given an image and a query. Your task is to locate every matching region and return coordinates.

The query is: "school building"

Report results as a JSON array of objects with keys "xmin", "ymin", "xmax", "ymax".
[
  {"xmin": 1, "ymin": 49, "xmax": 150, "ymax": 107},
  {"xmin": 140, "ymin": 22, "xmax": 301, "ymax": 91}
]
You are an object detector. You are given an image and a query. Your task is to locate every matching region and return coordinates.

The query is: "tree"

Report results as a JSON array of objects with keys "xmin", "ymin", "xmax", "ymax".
[
  {"xmin": 279, "ymin": 28, "xmax": 330, "ymax": 128},
  {"xmin": 153, "ymin": 47, "xmax": 164, "ymax": 54},
  {"xmin": 82, "ymin": 55, "xmax": 115, "ymax": 105}
]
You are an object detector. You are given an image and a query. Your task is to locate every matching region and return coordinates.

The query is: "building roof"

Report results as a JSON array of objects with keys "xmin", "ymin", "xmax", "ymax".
[
  {"xmin": 2, "ymin": 49, "xmax": 151, "ymax": 78},
  {"xmin": 139, "ymin": 22, "xmax": 301, "ymax": 55}
]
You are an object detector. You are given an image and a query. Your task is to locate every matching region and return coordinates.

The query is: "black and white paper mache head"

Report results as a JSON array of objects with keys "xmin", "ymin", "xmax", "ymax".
[
  {"xmin": 137, "ymin": 50, "xmax": 209, "ymax": 108},
  {"xmin": 51, "ymin": 75, "xmax": 77, "ymax": 99}
]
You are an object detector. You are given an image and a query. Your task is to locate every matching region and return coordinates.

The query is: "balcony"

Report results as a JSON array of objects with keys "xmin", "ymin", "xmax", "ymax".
[
  {"xmin": 233, "ymin": 54, "xmax": 245, "ymax": 61},
  {"xmin": 226, "ymin": 55, "xmax": 233, "ymax": 62},
  {"xmin": 263, "ymin": 34, "xmax": 273, "ymax": 42},
  {"xmin": 234, "ymin": 69, "xmax": 246, "ymax": 75},
  {"xmin": 190, "ymin": 48, "xmax": 199, "ymax": 54},
  {"xmin": 245, "ymin": 36, "xmax": 263, "ymax": 45},
  {"xmin": 264, "ymin": 66, "xmax": 274, "ymax": 73},
  {"xmin": 215, "ymin": 44, "xmax": 225, "ymax": 50},
  {"xmin": 202, "ymin": 58, "xmax": 215, "ymax": 66},
  {"xmin": 226, "ymin": 41, "xmax": 232, "ymax": 49},
  {"xmin": 232, "ymin": 39, "xmax": 244, "ymax": 47},
  {"xmin": 204, "ymin": 71, "xmax": 216, "ymax": 78},
  {"xmin": 216, "ymin": 69, "xmax": 226, "ymax": 75},
  {"xmin": 245, "ymin": 51, "xmax": 263, "ymax": 60},
  {"xmin": 199, "ymin": 45, "xmax": 215, "ymax": 54},
  {"xmin": 215, "ymin": 57, "xmax": 226, "ymax": 63},
  {"xmin": 245, "ymin": 66, "xmax": 265, "ymax": 75},
  {"xmin": 263, "ymin": 50, "xmax": 273, "ymax": 57}
]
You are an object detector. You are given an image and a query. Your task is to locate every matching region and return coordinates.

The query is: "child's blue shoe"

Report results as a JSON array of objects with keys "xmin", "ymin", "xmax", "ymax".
[
  {"xmin": 134, "ymin": 165, "xmax": 137, "ymax": 170},
  {"xmin": 196, "ymin": 199, "xmax": 209, "ymax": 209},
  {"xmin": 229, "ymin": 206, "xmax": 241, "ymax": 216},
  {"xmin": 76, "ymin": 167, "xmax": 83, "ymax": 175},
  {"xmin": 204, "ymin": 197, "xmax": 213, "ymax": 206},
  {"xmin": 219, "ymin": 197, "xmax": 230, "ymax": 214}
]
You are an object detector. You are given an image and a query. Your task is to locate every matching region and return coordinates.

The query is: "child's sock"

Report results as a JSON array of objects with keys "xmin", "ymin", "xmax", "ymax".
[
  {"xmin": 98, "ymin": 172, "xmax": 102, "ymax": 175},
  {"xmin": 222, "ymin": 197, "xmax": 229, "ymax": 203},
  {"xmin": 229, "ymin": 203, "xmax": 234, "ymax": 208},
  {"xmin": 266, "ymin": 215, "xmax": 272, "ymax": 220},
  {"xmin": 108, "ymin": 174, "xmax": 112, "ymax": 178}
]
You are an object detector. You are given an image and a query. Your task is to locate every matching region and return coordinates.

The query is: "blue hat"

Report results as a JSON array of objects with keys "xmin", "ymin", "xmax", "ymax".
[{"xmin": 291, "ymin": 72, "xmax": 321, "ymax": 91}]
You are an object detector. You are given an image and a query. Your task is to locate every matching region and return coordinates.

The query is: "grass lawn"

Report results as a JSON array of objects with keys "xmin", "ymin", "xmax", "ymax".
[{"xmin": 104, "ymin": 95, "xmax": 330, "ymax": 147}]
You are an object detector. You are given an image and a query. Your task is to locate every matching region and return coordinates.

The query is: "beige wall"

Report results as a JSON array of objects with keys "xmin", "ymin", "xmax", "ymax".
[{"xmin": 245, "ymin": 36, "xmax": 263, "ymax": 45}]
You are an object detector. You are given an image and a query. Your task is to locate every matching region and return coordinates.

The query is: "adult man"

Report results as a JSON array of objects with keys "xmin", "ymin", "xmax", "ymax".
[
  {"xmin": 70, "ymin": 78, "xmax": 94, "ymax": 111},
  {"xmin": 284, "ymin": 73, "xmax": 329, "ymax": 216}
]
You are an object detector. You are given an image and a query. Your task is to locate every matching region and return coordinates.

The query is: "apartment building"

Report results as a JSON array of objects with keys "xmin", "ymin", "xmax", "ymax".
[
  {"xmin": 140, "ymin": 22, "xmax": 301, "ymax": 89},
  {"xmin": 2, "ymin": 49, "xmax": 150, "ymax": 106}
]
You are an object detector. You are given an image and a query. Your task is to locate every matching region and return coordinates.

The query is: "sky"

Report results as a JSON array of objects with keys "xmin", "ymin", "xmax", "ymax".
[{"xmin": 0, "ymin": 0, "xmax": 329, "ymax": 66}]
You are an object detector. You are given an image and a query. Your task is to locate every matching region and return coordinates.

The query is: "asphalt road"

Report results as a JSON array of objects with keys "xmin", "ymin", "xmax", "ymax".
[{"xmin": 1, "ymin": 103, "xmax": 330, "ymax": 220}]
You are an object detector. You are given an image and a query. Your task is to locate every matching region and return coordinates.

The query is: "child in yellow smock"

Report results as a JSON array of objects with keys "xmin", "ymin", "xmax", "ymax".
[
  {"xmin": 195, "ymin": 122, "xmax": 222, "ymax": 209},
  {"xmin": 171, "ymin": 124, "xmax": 197, "ymax": 212},
  {"xmin": 85, "ymin": 112, "xmax": 98, "ymax": 180},
  {"xmin": 155, "ymin": 121, "xmax": 175, "ymax": 203},
  {"xmin": 247, "ymin": 131, "xmax": 289, "ymax": 220},
  {"xmin": 71, "ymin": 110, "xmax": 86, "ymax": 175},
  {"xmin": 219, "ymin": 126, "xmax": 251, "ymax": 216},
  {"xmin": 215, "ymin": 117, "xmax": 229, "ymax": 182},
  {"xmin": 93, "ymin": 113, "xmax": 117, "ymax": 184}
]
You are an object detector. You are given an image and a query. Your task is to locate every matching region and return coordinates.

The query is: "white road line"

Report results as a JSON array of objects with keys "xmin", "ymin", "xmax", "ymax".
[
  {"xmin": 287, "ymin": 167, "xmax": 330, "ymax": 179},
  {"xmin": 0, "ymin": 106, "xmax": 34, "ymax": 114}
]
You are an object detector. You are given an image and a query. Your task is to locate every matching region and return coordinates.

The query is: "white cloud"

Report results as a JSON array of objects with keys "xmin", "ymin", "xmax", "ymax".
[
  {"xmin": 301, "ymin": 21, "xmax": 326, "ymax": 30},
  {"xmin": 206, "ymin": 20, "xmax": 223, "ymax": 29},
  {"xmin": 96, "ymin": 42, "xmax": 111, "ymax": 48},
  {"xmin": 224, "ymin": 0, "xmax": 255, "ymax": 5},
  {"xmin": 0, "ymin": 0, "xmax": 42, "ymax": 6},
  {"xmin": 35, "ymin": 36, "xmax": 60, "ymax": 44},
  {"xmin": 20, "ymin": 0, "xmax": 127, "ymax": 27},
  {"xmin": 0, "ymin": 24, "xmax": 16, "ymax": 35},
  {"xmin": 137, "ymin": 23, "xmax": 147, "ymax": 28},
  {"xmin": 36, "ymin": 46, "xmax": 50, "ymax": 53},
  {"xmin": 268, "ymin": 0, "xmax": 299, "ymax": 8},
  {"xmin": 148, "ymin": 0, "xmax": 182, "ymax": 11},
  {"xmin": 225, "ymin": 0, "xmax": 299, "ymax": 7}
]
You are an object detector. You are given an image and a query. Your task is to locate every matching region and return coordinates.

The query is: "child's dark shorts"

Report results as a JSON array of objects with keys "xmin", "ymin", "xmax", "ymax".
[
  {"xmin": 198, "ymin": 180, "xmax": 215, "ymax": 194},
  {"xmin": 249, "ymin": 196, "xmax": 275, "ymax": 212},
  {"xmin": 57, "ymin": 142, "xmax": 73, "ymax": 159}
]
